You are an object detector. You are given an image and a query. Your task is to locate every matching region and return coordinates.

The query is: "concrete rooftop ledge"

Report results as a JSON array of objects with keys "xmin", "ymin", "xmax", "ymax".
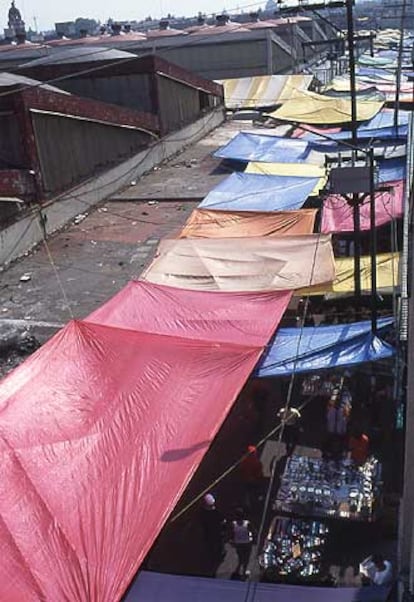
[{"xmin": 0, "ymin": 106, "xmax": 225, "ymax": 267}]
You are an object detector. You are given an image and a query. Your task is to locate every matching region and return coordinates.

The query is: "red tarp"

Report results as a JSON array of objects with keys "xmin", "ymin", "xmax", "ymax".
[
  {"xmin": 0, "ymin": 319, "xmax": 264, "ymax": 601},
  {"xmin": 88, "ymin": 280, "xmax": 292, "ymax": 346},
  {"xmin": 321, "ymin": 179, "xmax": 404, "ymax": 233}
]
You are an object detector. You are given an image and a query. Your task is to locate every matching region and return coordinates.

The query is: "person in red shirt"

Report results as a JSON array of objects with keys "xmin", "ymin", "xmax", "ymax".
[
  {"xmin": 239, "ymin": 445, "xmax": 264, "ymax": 511},
  {"xmin": 348, "ymin": 428, "xmax": 370, "ymax": 465}
]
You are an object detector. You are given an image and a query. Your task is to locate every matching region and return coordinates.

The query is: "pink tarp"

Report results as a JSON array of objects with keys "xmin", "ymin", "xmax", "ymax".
[
  {"xmin": 0, "ymin": 319, "xmax": 264, "ymax": 601},
  {"xmin": 88, "ymin": 280, "xmax": 292, "ymax": 346},
  {"xmin": 321, "ymin": 180, "xmax": 404, "ymax": 233}
]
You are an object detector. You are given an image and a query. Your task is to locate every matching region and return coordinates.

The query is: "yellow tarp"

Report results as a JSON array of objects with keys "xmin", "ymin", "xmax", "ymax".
[
  {"xmin": 326, "ymin": 78, "xmax": 370, "ymax": 93},
  {"xmin": 268, "ymin": 90, "xmax": 384, "ymax": 125},
  {"xmin": 246, "ymin": 162, "xmax": 327, "ymax": 195},
  {"xmin": 142, "ymin": 235, "xmax": 335, "ymax": 292},
  {"xmin": 298, "ymin": 252, "xmax": 400, "ymax": 296},
  {"xmin": 219, "ymin": 74, "xmax": 313, "ymax": 110},
  {"xmin": 179, "ymin": 209, "xmax": 317, "ymax": 238}
]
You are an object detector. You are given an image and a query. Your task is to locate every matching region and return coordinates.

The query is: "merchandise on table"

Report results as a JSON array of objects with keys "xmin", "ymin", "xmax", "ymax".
[
  {"xmin": 259, "ymin": 516, "xmax": 329, "ymax": 582},
  {"xmin": 274, "ymin": 454, "xmax": 381, "ymax": 521},
  {"xmin": 301, "ymin": 374, "xmax": 349, "ymax": 398}
]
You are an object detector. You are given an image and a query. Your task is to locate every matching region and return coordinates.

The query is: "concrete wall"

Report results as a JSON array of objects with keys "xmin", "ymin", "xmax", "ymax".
[
  {"xmin": 31, "ymin": 111, "xmax": 152, "ymax": 195},
  {"xmin": 0, "ymin": 107, "xmax": 225, "ymax": 266}
]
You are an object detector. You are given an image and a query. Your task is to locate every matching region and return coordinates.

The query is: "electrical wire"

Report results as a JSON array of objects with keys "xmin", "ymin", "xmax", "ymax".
[
  {"xmin": 168, "ymin": 232, "xmax": 323, "ymax": 531},
  {"xmin": 36, "ymin": 207, "xmax": 74, "ymax": 319},
  {"xmin": 254, "ymin": 232, "xmax": 322, "ymax": 555}
]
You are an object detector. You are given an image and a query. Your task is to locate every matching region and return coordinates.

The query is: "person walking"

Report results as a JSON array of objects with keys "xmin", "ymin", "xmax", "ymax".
[
  {"xmin": 230, "ymin": 507, "xmax": 254, "ymax": 579},
  {"xmin": 239, "ymin": 445, "xmax": 264, "ymax": 511},
  {"xmin": 278, "ymin": 407, "xmax": 302, "ymax": 457},
  {"xmin": 348, "ymin": 428, "xmax": 370, "ymax": 465},
  {"xmin": 199, "ymin": 493, "xmax": 226, "ymax": 570}
]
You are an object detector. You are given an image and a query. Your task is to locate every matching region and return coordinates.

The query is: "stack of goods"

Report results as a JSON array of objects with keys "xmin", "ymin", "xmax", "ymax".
[
  {"xmin": 260, "ymin": 517, "xmax": 329, "ymax": 582},
  {"xmin": 275, "ymin": 454, "xmax": 381, "ymax": 521},
  {"xmin": 301, "ymin": 374, "xmax": 345, "ymax": 397}
]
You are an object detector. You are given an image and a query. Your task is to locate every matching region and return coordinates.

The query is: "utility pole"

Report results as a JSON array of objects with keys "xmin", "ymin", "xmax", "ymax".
[
  {"xmin": 345, "ymin": 0, "xmax": 362, "ymax": 304},
  {"xmin": 369, "ymin": 148, "xmax": 377, "ymax": 334}
]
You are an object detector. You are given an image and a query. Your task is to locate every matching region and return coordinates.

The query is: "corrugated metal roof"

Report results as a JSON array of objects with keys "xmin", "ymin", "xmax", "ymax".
[
  {"xmin": 48, "ymin": 32, "xmax": 147, "ymax": 47},
  {"xmin": 190, "ymin": 22, "xmax": 251, "ymax": 35},
  {"xmin": 0, "ymin": 71, "xmax": 68, "ymax": 93},
  {"xmin": 146, "ymin": 28, "xmax": 187, "ymax": 38},
  {"xmin": 21, "ymin": 46, "xmax": 135, "ymax": 67}
]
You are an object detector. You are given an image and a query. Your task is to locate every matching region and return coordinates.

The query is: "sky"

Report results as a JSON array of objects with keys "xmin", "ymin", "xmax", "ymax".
[{"xmin": 11, "ymin": 0, "xmax": 265, "ymax": 31}]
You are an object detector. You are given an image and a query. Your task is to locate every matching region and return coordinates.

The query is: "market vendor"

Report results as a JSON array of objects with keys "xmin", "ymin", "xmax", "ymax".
[
  {"xmin": 239, "ymin": 445, "xmax": 264, "ymax": 511},
  {"xmin": 278, "ymin": 407, "xmax": 302, "ymax": 457},
  {"xmin": 348, "ymin": 428, "xmax": 370, "ymax": 465},
  {"xmin": 360, "ymin": 554, "xmax": 393, "ymax": 586}
]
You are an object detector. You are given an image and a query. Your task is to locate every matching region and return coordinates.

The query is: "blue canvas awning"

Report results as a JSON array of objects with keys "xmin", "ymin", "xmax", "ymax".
[
  {"xmin": 256, "ymin": 318, "xmax": 395, "ymax": 377},
  {"xmin": 377, "ymin": 158, "xmax": 406, "ymax": 183},
  {"xmin": 213, "ymin": 132, "xmax": 317, "ymax": 163},
  {"xmin": 126, "ymin": 571, "xmax": 391, "ymax": 602},
  {"xmin": 199, "ymin": 172, "xmax": 319, "ymax": 211},
  {"xmin": 305, "ymin": 110, "xmax": 409, "ymax": 143},
  {"xmin": 356, "ymin": 67, "xmax": 398, "ymax": 82}
]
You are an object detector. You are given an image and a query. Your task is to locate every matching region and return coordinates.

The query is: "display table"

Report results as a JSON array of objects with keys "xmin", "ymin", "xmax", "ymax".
[
  {"xmin": 274, "ymin": 454, "xmax": 382, "ymax": 522},
  {"xmin": 259, "ymin": 516, "xmax": 329, "ymax": 583}
]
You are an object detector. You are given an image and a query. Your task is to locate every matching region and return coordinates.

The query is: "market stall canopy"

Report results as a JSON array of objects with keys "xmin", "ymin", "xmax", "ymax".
[
  {"xmin": 141, "ymin": 235, "xmax": 335, "ymax": 292},
  {"xmin": 298, "ymin": 252, "xmax": 400, "ymax": 296},
  {"xmin": 328, "ymin": 75, "xmax": 413, "ymax": 102},
  {"xmin": 321, "ymin": 180, "xmax": 404, "ymax": 233},
  {"xmin": 268, "ymin": 90, "xmax": 384, "ymax": 125},
  {"xmin": 324, "ymin": 86, "xmax": 386, "ymax": 102},
  {"xmin": 126, "ymin": 571, "xmax": 391, "ymax": 602},
  {"xmin": 179, "ymin": 208, "xmax": 317, "ymax": 238},
  {"xmin": 356, "ymin": 67, "xmax": 400, "ymax": 82},
  {"xmin": 87, "ymin": 281, "xmax": 291, "ymax": 347},
  {"xmin": 213, "ymin": 132, "xmax": 323, "ymax": 164},
  {"xmin": 304, "ymin": 109, "xmax": 409, "ymax": 141},
  {"xmin": 377, "ymin": 158, "xmax": 406, "ymax": 183},
  {"xmin": 0, "ymin": 320, "xmax": 262, "ymax": 601},
  {"xmin": 328, "ymin": 77, "xmax": 381, "ymax": 92},
  {"xmin": 218, "ymin": 74, "xmax": 313, "ymax": 110},
  {"xmin": 358, "ymin": 54, "xmax": 395, "ymax": 67},
  {"xmin": 256, "ymin": 318, "xmax": 395, "ymax": 376},
  {"xmin": 199, "ymin": 172, "xmax": 321, "ymax": 211},
  {"xmin": 246, "ymin": 161, "xmax": 327, "ymax": 193}
]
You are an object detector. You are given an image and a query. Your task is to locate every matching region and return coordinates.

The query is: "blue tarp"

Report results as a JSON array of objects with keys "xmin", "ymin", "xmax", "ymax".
[
  {"xmin": 126, "ymin": 571, "xmax": 391, "ymax": 602},
  {"xmin": 356, "ymin": 67, "xmax": 397, "ymax": 81},
  {"xmin": 377, "ymin": 158, "xmax": 406, "ymax": 183},
  {"xmin": 198, "ymin": 172, "xmax": 319, "ymax": 211},
  {"xmin": 256, "ymin": 318, "xmax": 395, "ymax": 377},
  {"xmin": 305, "ymin": 110, "xmax": 409, "ymax": 143},
  {"xmin": 213, "ymin": 132, "xmax": 314, "ymax": 163}
]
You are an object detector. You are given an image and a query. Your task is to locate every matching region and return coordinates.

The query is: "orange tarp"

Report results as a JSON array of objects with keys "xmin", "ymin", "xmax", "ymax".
[{"xmin": 179, "ymin": 209, "xmax": 317, "ymax": 238}]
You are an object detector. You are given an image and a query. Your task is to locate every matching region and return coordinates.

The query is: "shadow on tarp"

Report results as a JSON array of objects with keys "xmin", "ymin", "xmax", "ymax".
[
  {"xmin": 124, "ymin": 571, "xmax": 391, "ymax": 602},
  {"xmin": 161, "ymin": 440, "xmax": 211, "ymax": 462}
]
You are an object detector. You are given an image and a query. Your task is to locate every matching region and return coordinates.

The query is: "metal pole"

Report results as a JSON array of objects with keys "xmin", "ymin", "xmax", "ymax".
[
  {"xmin": 346, "ymin": 0, "xmax": 361, "ymax": 304},
  {"xmin": 346, "ymin": 0, "xmax": 357, "ymax": 140},
  {"xmin": 353, "ymin": 191, "xmax": 362, "ymax": 301},
  {"xmin": 369, "ymin": 148, "xmax": 377, "ymax": 334},
  {"xmin": 394, "ymin": 0, "xmax": 407, "ymax": 129}
]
